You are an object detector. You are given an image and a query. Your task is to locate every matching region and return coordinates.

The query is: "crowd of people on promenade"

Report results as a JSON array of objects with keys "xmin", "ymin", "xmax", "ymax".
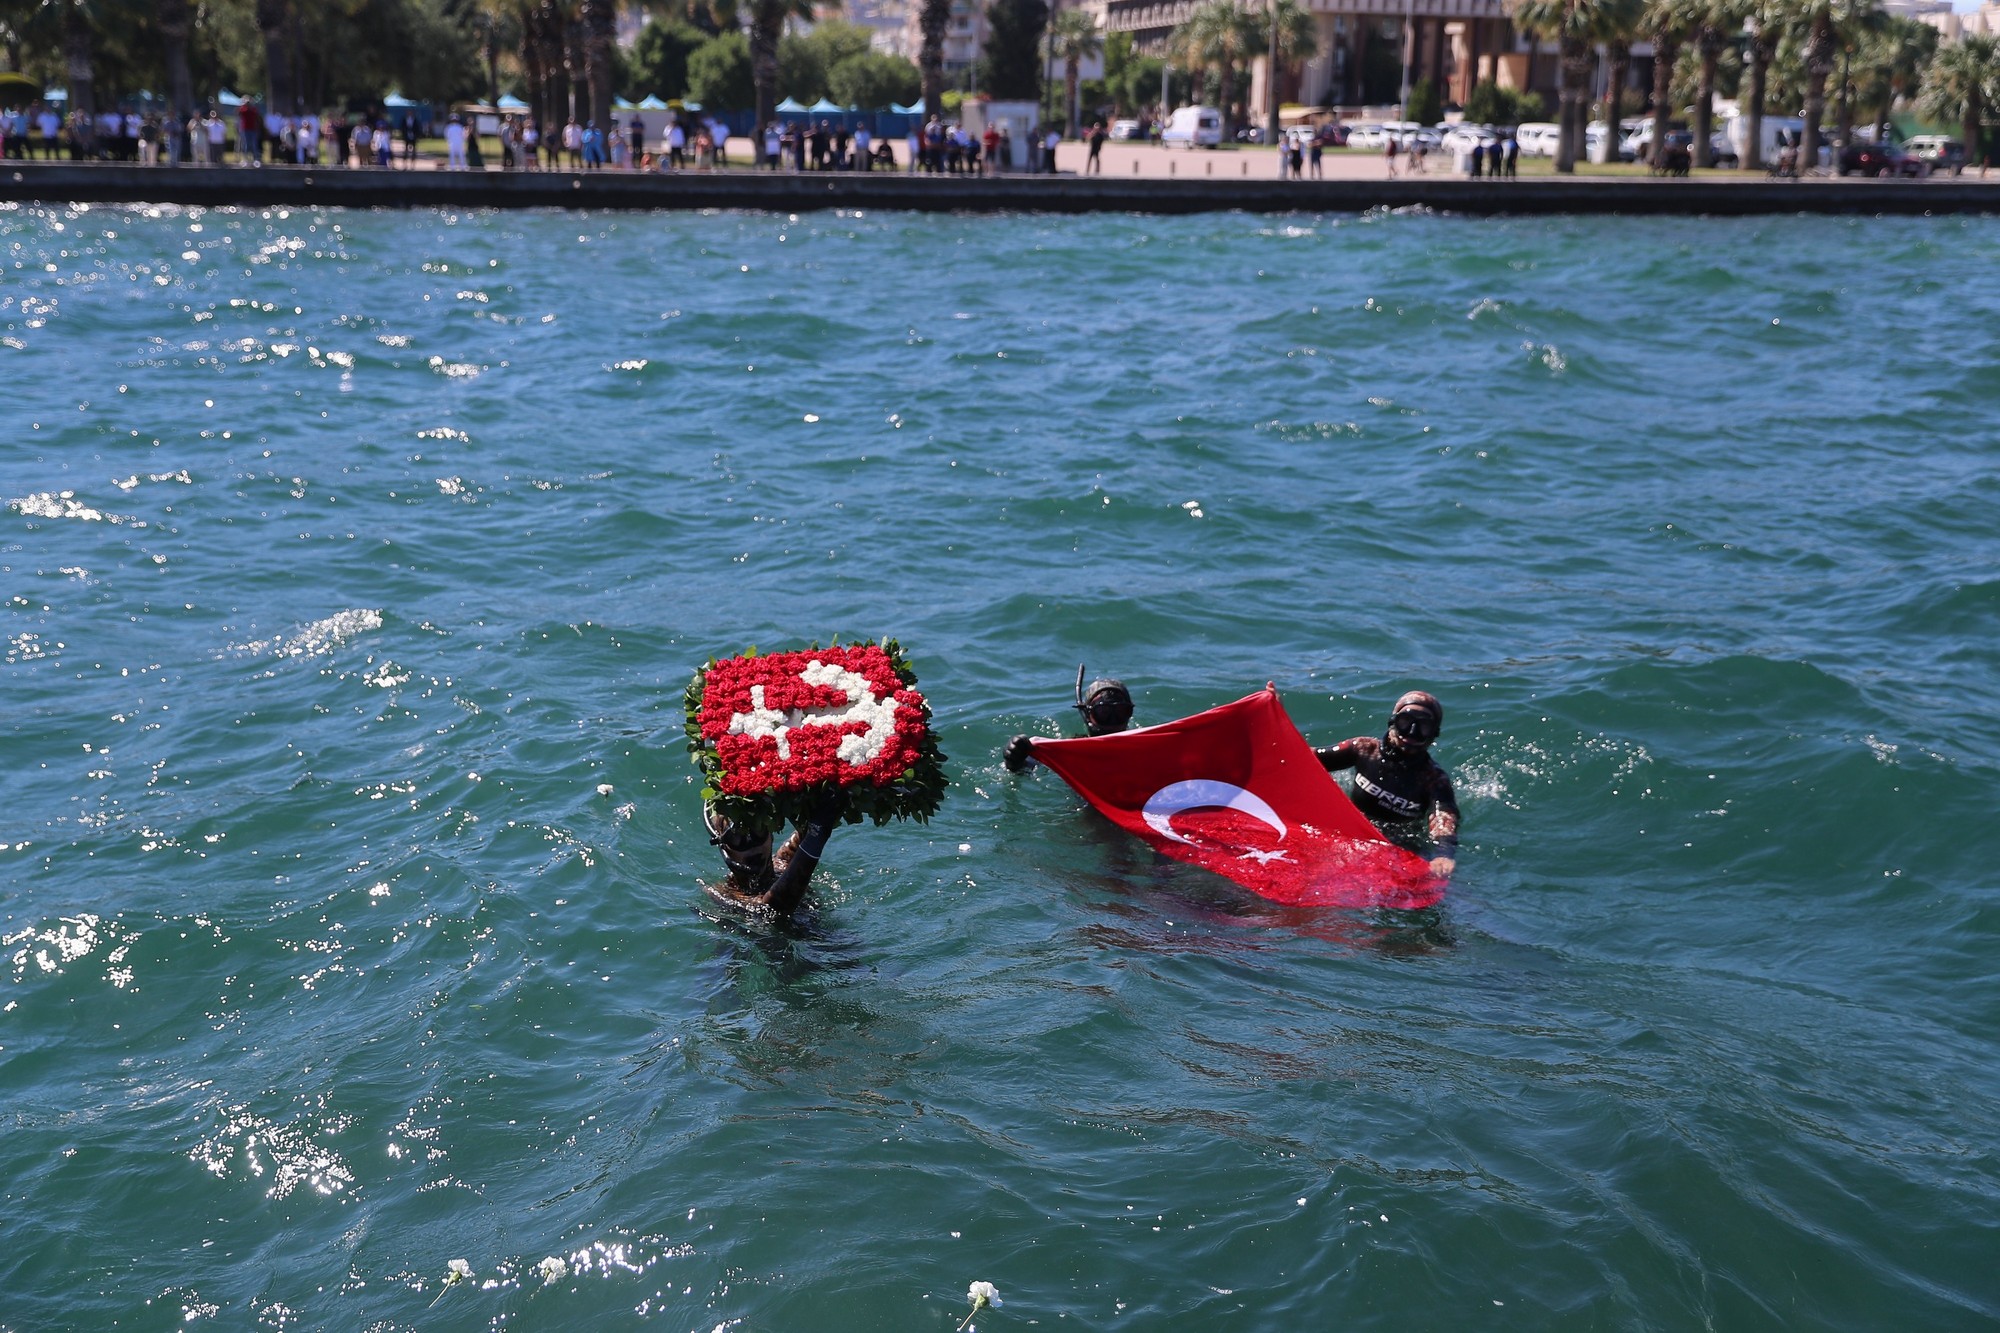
[{"xmin": 0, "ymin": 97, "xmax": 1087, "ymax": 177}]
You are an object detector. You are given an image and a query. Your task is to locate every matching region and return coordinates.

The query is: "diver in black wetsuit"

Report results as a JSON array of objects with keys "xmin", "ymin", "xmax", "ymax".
[
  {"xmin": 703, "ymin": 790, "xmax": 840, "ymax": 915},
  {"xmin": 1003, "ymin": 668, "xmax": 1134, "ymax": 771},
  {"xmin": 1315, "ymin": 690, "xmax": 1461, "ymax": 879}
]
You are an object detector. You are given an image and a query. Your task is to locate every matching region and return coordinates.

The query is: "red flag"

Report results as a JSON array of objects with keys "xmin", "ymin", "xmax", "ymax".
[{"xmin": 1031, "ymin": 687, "xmax": 1443, "ymax": 910}]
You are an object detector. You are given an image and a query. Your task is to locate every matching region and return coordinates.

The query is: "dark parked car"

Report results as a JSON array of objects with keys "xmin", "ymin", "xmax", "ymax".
[{"xmin": 1839, "ymin": 141, "xmax": 1927, "ymax": 177}]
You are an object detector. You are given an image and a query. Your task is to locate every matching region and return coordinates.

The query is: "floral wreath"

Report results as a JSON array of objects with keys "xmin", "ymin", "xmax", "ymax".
[{"xmin": 684, "ymin": 639, "xmax": 948, "ymax": 837}]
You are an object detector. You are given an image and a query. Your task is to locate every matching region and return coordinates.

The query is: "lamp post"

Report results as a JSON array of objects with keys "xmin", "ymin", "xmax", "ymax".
[
  {"xmin": 1398, "ymin": 0, "xmax": 1414, "ymax": 122},
  {"xmin": 1265, "ymin": 0, "xmax": 1281, "ymax": 146}
]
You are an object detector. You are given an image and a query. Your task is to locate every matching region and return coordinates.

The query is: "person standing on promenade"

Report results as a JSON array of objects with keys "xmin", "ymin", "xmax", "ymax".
[
  {"xmin": 1313, "ymin": 691, "xmax": 1460, "ymax": 880},
  {"xmin": 1384, "ymin": 132, "xmax": 1398, "ymax": 177},
  {"xmin": 400, "ymin": 115, "xmax": 418, "ymax": 166},
  {"xmin": 1086, "ymin": 120, "xmax": 1106, "ymax": 174},
  {"xmin": 1504, "ymin": 130, "xmax": 1519, "ymax": 177},
  {"xmin": 236, "ymin": 100, "xmax": 259, "ymax": 166},
  {"xmin": 523, "ymin": 119, "xmax": 539, "ymax": 168},
  {"xmin": 629, "ymin": 114, "xmax": 645, "ymax": 167},
  {"xmin": 854, "ymin": 121, "xmax": 872, "ymax": 169},
  {"xmin": 562, "ymin": 117, "xmax": 580, "ymax": 168},
  {"xmin": 37, "ymin": 105, "xmax": 58, "ymax": 159},
  {"xmin": 763, "ymin": 121, "xmax": 781, "ymax": 168},
  {"xmin": 982, "ymin": 121, "xmax": 1001, "ymax": 173},
  {"xmin": 186, "ymin": 111, "xmax": 207, "ymax": 164},
  {"xmin": 1310, "ymin": 127, "xmax": 1324, "ymax": 177},
  {"xmin": 668, "ymin": 117, "xmax": 687, "ymax": 170},
  {"xmin": 906, "ymin": 123, "xmax": 922, "ymax": 172},
  {"xmin": 444, "ymin": 114, "xmax": 468, "ymax": 169},
  {"xmin": 1044, "ymin": 123, "xmax": 1061, "ymax": 173}
]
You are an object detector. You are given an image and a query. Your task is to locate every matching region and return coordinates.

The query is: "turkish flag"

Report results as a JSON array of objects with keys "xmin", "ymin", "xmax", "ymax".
[{"xmin": 1030, "ymin": 687, "xmax": 1443, "ymax": 910}]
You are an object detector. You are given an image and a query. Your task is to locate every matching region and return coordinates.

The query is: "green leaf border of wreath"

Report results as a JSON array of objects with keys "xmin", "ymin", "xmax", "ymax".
[{"xmin": 685, "ymin": 636, "xmax": 950, "ymax": 838}]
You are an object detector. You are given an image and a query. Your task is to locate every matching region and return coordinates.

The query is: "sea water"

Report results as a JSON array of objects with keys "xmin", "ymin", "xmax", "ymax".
[{"xmin": 2, "ymin": 202, "xmax": 1997, "ymax": 1329}]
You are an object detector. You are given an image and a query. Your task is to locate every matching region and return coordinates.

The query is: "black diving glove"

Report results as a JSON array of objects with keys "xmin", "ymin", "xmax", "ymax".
[{"xmin": 1002, "ymin": 734, "xmax": 1035, "ymax": 772}]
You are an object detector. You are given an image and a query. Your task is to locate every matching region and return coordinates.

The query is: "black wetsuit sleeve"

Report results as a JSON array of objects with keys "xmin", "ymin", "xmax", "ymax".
[
  {"xmin": 765, "ymin": 792, "xmax": 841, "ymax": 915},
  {"xmin": 1426, "ymin": 768, "xmax": 1460, "ymax": 858},
  {"xmin": 1315, "ymin": 737, "xmax": 1374, "ymax": 772}
]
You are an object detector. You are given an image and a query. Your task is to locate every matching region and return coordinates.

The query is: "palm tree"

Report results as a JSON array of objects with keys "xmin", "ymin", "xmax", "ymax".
[
  {"xmin": 749, "ymin": 0, "xmax": 824, "ymax": 132},
  {"xmin": 1047, "ymin": 8, "xmax": 1102, "ymax": 136},
  {"xmin": 1259, "ymin": 0, "xmax": 1318, "ymax": 141},
  {"xmin": 55, "ymin": 0, "xmax": 96, "ymax": 149},
  {"xmin": 1852, "ymin": 15, "xmax": 1932, "ymax": 145},
  {"xmin": 1740, "ymin": 0, "xmax": 1781, "ymax": 169},
  {"xmin": 1642, "ymin": 0, "xmax": 1684, "ymax": 164},
  {"xmin": 1672, "ymin": 0, "xmax": 1742, "ymax": 166},
  {"xmin": 1919, "ymin": 34, "xmax": 1998, "ymax": 168},
  {"xmin": 582, "ymin": 0, "xmax": 615, "ymax": 127},
  {"xmin": 919, "ymin": 0, "xmax": 950, "ymax": 121},
  {"xmin": 1596, "ymin": 0, "xmax": 1642, "ymax": 129},
  {"xmin": 157, "ymin": 0, "xmax": 193, "ymax": 155},
  {"xmin": 1510, "ymin": 0, "xmax": 1596, "ymax": 171},
  {"xmin": 1173, "ymin": 0, "xmax": 1257, "ymax": 132},
  {"xmin": 256, "ymin": 0, "xmax": 294, "ymax": 111},
  {"xmin": 1796, "ymin": 0, "xmax": 1840, "ymax": 173}
]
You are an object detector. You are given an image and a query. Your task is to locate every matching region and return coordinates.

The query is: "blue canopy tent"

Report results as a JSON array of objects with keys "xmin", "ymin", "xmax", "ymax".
[
  {"xmin": 637, "ymin": 95, "xmax": 669, "ymax": 111},
  {"xmin": 496, "ymin": 94, "xmax": 529, "ymax": 112},
  {"xmin": 890, "ymin": 99, "xmax": 923, "ymax": 116}
]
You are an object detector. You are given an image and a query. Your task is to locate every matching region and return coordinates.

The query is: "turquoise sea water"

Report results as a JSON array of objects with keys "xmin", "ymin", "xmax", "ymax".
[{"xmin": 3, "ymin": 201, "xmax": 1998, "ymax": 1330}]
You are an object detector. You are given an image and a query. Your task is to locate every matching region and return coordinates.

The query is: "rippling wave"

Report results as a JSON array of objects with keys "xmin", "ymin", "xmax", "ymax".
[{"xmin": 1, "ymin": 202, "xmax": 1996, "ymax": 1329}]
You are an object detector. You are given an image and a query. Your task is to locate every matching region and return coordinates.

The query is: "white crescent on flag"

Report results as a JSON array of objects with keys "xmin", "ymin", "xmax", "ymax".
[{"xmin": 1141, "ymin": 780, "xmax": 1288, "ymax": 846}]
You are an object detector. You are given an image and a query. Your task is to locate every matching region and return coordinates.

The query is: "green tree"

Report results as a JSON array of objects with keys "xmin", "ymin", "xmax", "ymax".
[
  {"xmin": 688, "ymin": 27, "xmax": 752, "ymax": 108},
  {"xmin": 1046, "ymin": 7, "xmax": 1101, "ymax": 135},
  {"xmin": 1258, "ymin": 0, "xmax": 1318, "ymax": 137},
  {"xmin": 1919, "ymin": 34, "xmax": 1998, "ymax": 165},
  {"xmin": 1740, "ymin": 0, "xmax": 1781, "ymax": 169},
  {"xmin": 1510, "ymin": 0, "xmax": 1598, "ymax": 170},
  {"xmin": 1100, "ymin": 30, "xmax": 1162, "ymax": 116},
  {"xmin": 1851, "ymin": 15, "xmax": 1932, "ymax": 144},
  {"xmin": 982, "ymin": 0, "xmax": 1047, "ymax": 101},
  {"xmin": 918, "ymin": 0, "xmax": 949, "ymax": 118},
  {"xmin": 827, "ymin": 50, "xmax": 919, "ymax": 108},
  {"xmin": 777, "ymin": 19, "xmax": 870, "ymax": 101},
  {"xmin": 1172, "ymin": 0, "xmax": 1258, "ymax": 131},
  {"xmin": 630, "ymin": 18, "xmax": 707, "ymax": 100}
]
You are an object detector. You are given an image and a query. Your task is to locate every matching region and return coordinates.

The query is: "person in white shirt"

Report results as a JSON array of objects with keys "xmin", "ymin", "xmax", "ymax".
[
  {"xmin": 297, "ymin": 112, "xmax": 318, "ymax": 164},
  {"xmin": 763, "ymin": 122, "xmax": 781, "ymax": 169},
  {"xmin": 521, "ymin": 120, "xmax": 539, "ymax": 169},
  {"xmin": 205, "ymin": 111, "xmax": 225, "ymax": 163},
  {"xmin": 667, "ymin": 119, "xmax": 686, "ymax": 170},
  {"xmin": 444, "ymin": 115, "xmax": 467, "ymax": 169},
  {"xmin": 562, "ymin": 118, "xmax": 581, "ymax": 168},
  {"xmin": 1043, "ymin": 126, "xmax": 1060, "ymax": 173}
]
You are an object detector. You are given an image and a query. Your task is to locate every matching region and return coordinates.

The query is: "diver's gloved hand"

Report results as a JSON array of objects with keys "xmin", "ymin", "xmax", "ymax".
[
  {"xmin": 1429, "ymin": 856, "xmax": 1456, "ymax": 880},
  {"xmin": 1002, "ymin": 734, "xmax": 1035, "ymax": 772}
]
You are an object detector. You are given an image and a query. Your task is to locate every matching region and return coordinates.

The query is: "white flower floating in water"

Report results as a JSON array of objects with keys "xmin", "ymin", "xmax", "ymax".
[
  {"xmin": 428, "ymin": 1258, "xmax": 474, "ymax": 1308},
  {"xmin": 957, "ymin": 1280, "xmax": 1002, "ymax": 1331},
  {"xmin": 537, "ymin": 1256, "xmax": 568, "ymax": 1283}
]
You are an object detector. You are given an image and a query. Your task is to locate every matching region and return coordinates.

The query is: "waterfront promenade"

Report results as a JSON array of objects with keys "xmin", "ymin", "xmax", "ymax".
[{"xmin": 3, "ymin": 158, "xmax": 1995, "ymax": 216}]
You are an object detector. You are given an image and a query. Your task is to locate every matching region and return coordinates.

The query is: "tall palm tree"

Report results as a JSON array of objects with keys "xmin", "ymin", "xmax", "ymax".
[
  {"xmin": 1796, "ymin": 0, "xmax": 1840, "ymax": 173},
  {"xmin": 582, "ymin": 0, "xmax": 615, "ymax": 127},
  {"xmin": 54, "ymin": 0, "xmax": 96, "ymax": 149},
  {"xmin": 1047, "ymin": 7, "xmax": 1102, "ymax": 135},
  {"xmin": 1853, "ymin": 14, "xmax": 1932, "ymax": 144},
  {"xmin": 1642, "ymin": 0, "xmax": 1684, "ymax": 164},
  {"xmin": 1919, "ymin": 34, "xmax": 1998, "ymax": 167},
  {"xmin": 1740, "ymin": 0, "xmax": 1781, "ymax": 169},
  {"xmin": 1673, "ymin": 0, "xmax": 1742, "ymax": 165},
  {"xmin": 157, "ymin": 0, "xmax": 193, "ymax": 152},
  {"xmin": 919, "ymin": 0, "xmax": 949, "ymax": 121},
  {"xmin": 256, "ymin": 0, "xmax": 294, "ymax": 111},
  {"xmin": 1510, "ymin": 0, "xmax": 1596, "ymax": 171},
  {"xmin": 1173, "ymin": 0, "xmax": 1257, "ymax": 132},
  {"xmin": 1596, "ymin": 0, "xmax": 1642, "ymax": 129},
  {"xmin": 1260, "ymin": 0, "xmax": 1318, "ymax": 141},
  {"xmin": 749, "ymin": 0, "xmax": 823, "ymax": 132}
]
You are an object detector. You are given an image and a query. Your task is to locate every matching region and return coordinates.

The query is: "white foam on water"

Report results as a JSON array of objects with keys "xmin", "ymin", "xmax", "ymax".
[
  {"xmin": 8, "ymin": 490, "xmax": 143, "ymax": 526},
  {"xmin": 236, "ymin": 609, "xmax": 383, "ymax": 658},
  {"xmin": 191, "ymin": 1104, "xmax": 356, "ymax": 1200}
]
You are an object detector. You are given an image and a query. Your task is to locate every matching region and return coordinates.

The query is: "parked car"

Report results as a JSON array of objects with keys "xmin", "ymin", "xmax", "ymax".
[
  {"xmin": 1515, "ymin": 122, "xmax": 1559, "ymax": 157},
  {"xmin": 1904, "ymin": 134, "xmax": 1967, "ymax": 172},
  {"xmin": 1108, "ymin": 118, "xmax": 1142, "ymax": 141},
  {"xmin": 1839, "ymin": 140, "xmax": 1926, "ymax": 177},
  {"xmin": 1440, "ymin": 124, "xmax": 1499, "ymax": 155},
  {"xmin": 1345, "ymin": 122, "xmax": 1388, "ymax": 150}
]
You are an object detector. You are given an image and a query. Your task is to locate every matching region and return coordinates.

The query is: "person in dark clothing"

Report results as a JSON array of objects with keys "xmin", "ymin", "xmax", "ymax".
[
  {"xmin": 1314, "ymin": 690, "xmax": 1460, "ymax": 878},
  {"xmin": 704, "ymin": 791, "xmax": 840, "ymax": 915},
  {"xmin": 1004, "ymin": 669, "xmax": 1135, "ymax": 771}
]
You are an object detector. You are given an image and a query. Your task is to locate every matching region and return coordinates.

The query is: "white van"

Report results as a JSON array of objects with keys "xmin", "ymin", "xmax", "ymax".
[{"xmin": 1162, "ymin": 106, "xmax": 1223, "ymax": 150}]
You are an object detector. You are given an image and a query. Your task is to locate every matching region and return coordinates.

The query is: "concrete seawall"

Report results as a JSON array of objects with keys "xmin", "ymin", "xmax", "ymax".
[{"xmin": 2, "ymin": 162, "xmax": 1994, "ymax": 216}]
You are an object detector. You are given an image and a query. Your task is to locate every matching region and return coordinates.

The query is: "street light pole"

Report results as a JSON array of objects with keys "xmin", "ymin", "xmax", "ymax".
[
  {"xmin": 1266, "ymin": 0, "xmax": 1281, "ymax": 146},
  {"xmin": 1399, "ymin": 0, "xmax": 1414, "ymax": 122}
]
